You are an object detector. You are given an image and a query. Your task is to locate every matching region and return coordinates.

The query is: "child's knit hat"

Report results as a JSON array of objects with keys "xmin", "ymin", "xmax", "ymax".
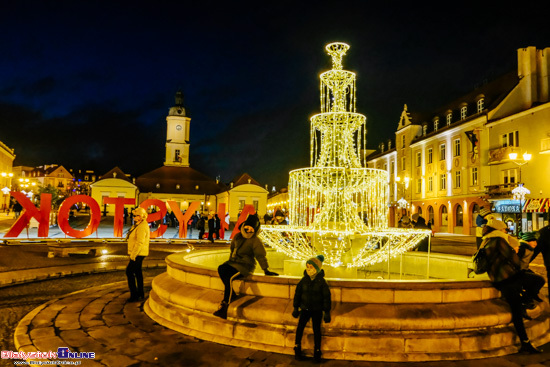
[{"xmin": 307, "ymin": 254, "xmax": 325, "ymax": 273}]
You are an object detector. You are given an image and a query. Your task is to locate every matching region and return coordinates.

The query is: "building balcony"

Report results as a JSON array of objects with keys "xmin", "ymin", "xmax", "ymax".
[
  {"xmin": 484, "ymin": 183, "xmax": 519, "ymax": 199},
  {"xmin": 488, "ymin": 146, "xmax": 521, "ymax": 165}
]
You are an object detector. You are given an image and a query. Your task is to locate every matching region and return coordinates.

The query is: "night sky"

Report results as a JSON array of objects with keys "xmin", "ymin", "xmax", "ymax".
[{"xmin": 1, "ymin": 1, "xmax": 549, "ymax": 189}]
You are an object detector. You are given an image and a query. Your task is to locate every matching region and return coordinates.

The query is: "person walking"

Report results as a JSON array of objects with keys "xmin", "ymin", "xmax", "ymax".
[
  {"xmin": 214, "ymin": 213, "xmax": 221, "ymax": 240},
  {"xmin": 412, "ymin": 213, "xmax": 430, "ymax": 252},
  {"xmin": 197, "ymin": 215, "xmax": 205, "ymax": 240},
  {"xmin": 213, "ymin": 214, "xmax": 278, "ymax": 319},
  {"xmin": 292, "ymin": 254, "xmax": 331, "ymax": 362},
  {"xmin": 207, "ymin": 214, "xmax": 215, "ymax": 243},
  {"xmin": 481, "ymin": 218, "xmax": 542, "ymax": 354},
  {"xmin": 125, "ymin": 207, "xmax": 150, "ymax": 302},
  {"xmin": 530, "ymin": 224, "xmax": 550, "ymax": 278},
  {"xmin": 517, "ymin": 232, "xmax": 545, "ymax": 309}
]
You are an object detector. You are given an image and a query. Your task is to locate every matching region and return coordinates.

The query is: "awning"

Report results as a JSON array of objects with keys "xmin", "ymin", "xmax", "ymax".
[{"xmin": 523, "ymin": 198, "xmax": 550, "ymax": 213}]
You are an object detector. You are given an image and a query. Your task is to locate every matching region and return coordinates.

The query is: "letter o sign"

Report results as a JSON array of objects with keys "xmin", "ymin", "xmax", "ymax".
[{"xmin": 58, "ymin": 195, "xmax": 101, "ymax": 238}]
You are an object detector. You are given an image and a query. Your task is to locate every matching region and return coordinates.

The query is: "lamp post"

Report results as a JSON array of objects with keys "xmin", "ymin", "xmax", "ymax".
[
  {"xmin": 508, "ymin": 152, "xmax": 532, "ymax": 184},
  {"xmin": 512, "ymin": 184, "xmax": 530, "ymax": 234},
  {"xmin": 395, "ymin": 176, "xmax": 410, "ymax": 220}
]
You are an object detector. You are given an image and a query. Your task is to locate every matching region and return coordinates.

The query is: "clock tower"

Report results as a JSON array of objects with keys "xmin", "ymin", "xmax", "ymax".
[{"xmin": 164, "ymin": 90, "xmax": 191, "ymax": 167}]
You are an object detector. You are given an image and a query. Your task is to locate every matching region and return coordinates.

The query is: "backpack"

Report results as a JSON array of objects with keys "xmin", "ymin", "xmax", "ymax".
[{"xmin": 472, "ymin": 245, "xmax": 489, "ymax": 274}]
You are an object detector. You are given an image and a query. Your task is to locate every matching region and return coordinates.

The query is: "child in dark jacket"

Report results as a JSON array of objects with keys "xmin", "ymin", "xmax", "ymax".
[{"xmin": 292, "ymin": 255, "xmax": 331, "ymax": 362}]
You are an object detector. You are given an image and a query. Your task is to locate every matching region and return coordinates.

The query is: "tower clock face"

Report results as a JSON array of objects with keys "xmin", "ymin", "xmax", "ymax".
[{"xmin": 176, "ymin": 124, "xmax": 182, "ymax": 131}]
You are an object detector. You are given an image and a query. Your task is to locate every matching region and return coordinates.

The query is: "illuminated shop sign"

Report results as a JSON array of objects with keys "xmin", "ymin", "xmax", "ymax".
[{"xmin": 493, "ymin": 200, "xmax": 521, "ymax": 213}]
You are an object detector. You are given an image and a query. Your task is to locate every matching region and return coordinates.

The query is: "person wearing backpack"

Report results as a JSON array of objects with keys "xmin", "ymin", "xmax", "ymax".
[{"xmin": 481, "ymin": 218, "xmax": 542, "ymax": 354}]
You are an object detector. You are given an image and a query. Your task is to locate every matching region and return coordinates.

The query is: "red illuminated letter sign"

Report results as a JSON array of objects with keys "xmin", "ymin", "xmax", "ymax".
[
  {"xmin": 230, "ymin": 204, "xmax": 256, "ymax": 239},
  {"xmin": 58, "ymin": 195, "xmax": 101, "ymax": 238},
  {"xmin": 140, "ymin": 199, "xmax": 167, "ymax": 238},
  {"xmin": 103, "ymin": 197, "xmax": 136, "ymax": 237},
  {"xmin": 4, "ymin": 192, "xmax": 52, "ymax": 238}
]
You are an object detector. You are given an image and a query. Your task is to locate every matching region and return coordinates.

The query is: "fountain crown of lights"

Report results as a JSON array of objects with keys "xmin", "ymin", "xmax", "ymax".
[{"xmin": 260, "ymin": 42, "xmax": 430, "ymax": 268}]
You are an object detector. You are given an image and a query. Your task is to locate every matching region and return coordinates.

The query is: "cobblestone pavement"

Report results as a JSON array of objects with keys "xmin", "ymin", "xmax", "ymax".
[{"xmin": 1, "ymin": 214, "xmax": 550, "ymax": 366}]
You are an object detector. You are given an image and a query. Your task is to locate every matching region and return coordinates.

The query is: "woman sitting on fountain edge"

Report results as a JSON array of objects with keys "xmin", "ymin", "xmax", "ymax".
[{"xmin": 214, "ymin": 214, "xmax": 279, "ymax": 319}]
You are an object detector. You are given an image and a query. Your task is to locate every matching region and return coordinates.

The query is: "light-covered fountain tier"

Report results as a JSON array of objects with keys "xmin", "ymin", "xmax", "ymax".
[
  {"xmin": 145, "ymin": 250, "xmax": 550, "ymax": 362},
  {"xmin": 260, "ymin": 42, "xmax": 430, "ymax": 267}
]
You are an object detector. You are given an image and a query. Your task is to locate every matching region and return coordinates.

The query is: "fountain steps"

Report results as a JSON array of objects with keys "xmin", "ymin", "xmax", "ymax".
[{"xmin": 144, "ymin": 252, "xmax": 550, "ymax": 362}]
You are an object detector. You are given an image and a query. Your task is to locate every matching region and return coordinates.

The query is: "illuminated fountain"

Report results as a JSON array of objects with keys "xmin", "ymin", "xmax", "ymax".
[
  {"xmin": 145, "ymin": 42, "xmax": 550, "ymax": 361},
  {"xmin": 260, "ymin": 42, "xmax": 429, "ymax": 271}
]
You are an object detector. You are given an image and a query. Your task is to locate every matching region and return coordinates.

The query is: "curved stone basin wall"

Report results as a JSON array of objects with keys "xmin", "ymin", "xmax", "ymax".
[{"xmin": 145, "ymin": 249, "xmax": 550, "ymax": 362}]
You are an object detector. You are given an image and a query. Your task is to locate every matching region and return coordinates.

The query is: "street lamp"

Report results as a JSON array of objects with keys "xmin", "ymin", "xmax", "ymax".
[
  {"xmin": 508, "ymin": 152, "xmax": 532, "ymax": 183},
  {"xmin": 512, "ymin": 183, "xmax": 530, "ymax": 233}
]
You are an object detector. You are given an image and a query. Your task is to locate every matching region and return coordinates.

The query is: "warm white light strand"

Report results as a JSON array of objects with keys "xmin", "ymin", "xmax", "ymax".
[{"xmin": 260, "ymin": 42, "xmax": 429, "ymax": 267}]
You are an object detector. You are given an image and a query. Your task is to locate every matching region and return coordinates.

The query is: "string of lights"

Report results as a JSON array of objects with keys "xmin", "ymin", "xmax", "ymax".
[{"xmin": 260, "ymin": 42, "xmax": 430, "ymax": 268}]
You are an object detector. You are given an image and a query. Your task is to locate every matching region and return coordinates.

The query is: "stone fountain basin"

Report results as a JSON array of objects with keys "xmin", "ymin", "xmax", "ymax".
[{"xmin": 145, "ymin": 249, "xmax": 550, "ymax": 362}]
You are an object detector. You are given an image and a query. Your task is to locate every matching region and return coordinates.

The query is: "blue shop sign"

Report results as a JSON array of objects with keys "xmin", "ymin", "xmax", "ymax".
[{"xmin": 494, "ymin": 200, "xmax": 521, "ymax": 213}]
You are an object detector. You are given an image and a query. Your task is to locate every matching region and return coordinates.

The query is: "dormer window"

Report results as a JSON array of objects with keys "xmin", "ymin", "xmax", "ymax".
[
  {"xmin": 446, "ymin": 112, "xmax": 452, "ymax": 125},
  {"xmin": 434, "ymin": 118, "xmax": 439, "ymax": 131},
  {"xmin": 388, "ymin": 140, "xmax": 392, "ymax": 149},
  {"xmin": 422, "ymin": 123, "xmax": 427, "ymax": 136},
  {"xmin": 380, "ymin": 143, "xmax": 385, "ymax": 152},
  {"xmin": 460, "ymin": 105, "xmax": 467, "ymax": 120},
  {"xmin": 477, "ymin": 98, "xmax": 484, "ymax": 113}
]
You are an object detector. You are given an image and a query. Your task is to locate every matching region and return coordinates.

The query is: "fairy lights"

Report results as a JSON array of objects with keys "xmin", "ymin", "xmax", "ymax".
[{"xmin": 260, "ymin": 42, "xmax": 430, "ymax": 268}]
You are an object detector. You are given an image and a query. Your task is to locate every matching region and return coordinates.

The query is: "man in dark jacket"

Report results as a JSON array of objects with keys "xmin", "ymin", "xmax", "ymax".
[
  {"xmin": 207, "ymin": 214, "xmax": 215, "ymax": 243},
  {"xmin": 412, "ymin": 213, "xmax": 430, "ymax": 252},
  {"xmin": 292, "ymin": 254, "xmax": 331, "ymax": 362},
  {"xmin": 482, "ymin": 218, "xmax": 542, "ymax": 354},
  {"xmin": 530, "ymin": 224, "xmax": 550, "ymax": 278},
  {"xmin": 213, "ymin": 214, "xmax": 278, "ymax": 319}
]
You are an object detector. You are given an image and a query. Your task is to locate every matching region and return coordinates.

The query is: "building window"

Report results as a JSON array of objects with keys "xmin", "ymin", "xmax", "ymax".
[
  {"xmin": 422, "ymin": 124, "xmax": 427, "ymax": 136},
  {"xmin": 440, "ymin": 174, "xmax": 446, "ymax": 190},
  {"xmin": 401, "ymin": 156, "xmax": 406, "ymax": 171},
  {"xmin": 471, "ymin": 167, "xmax": 478, "ymax": 185},
  {"xmin": 417, "ymin": 178, "xmax": 422, "ymax": 193},
  {"xmin": 427, "ymin": 148, "xmax": 433, "ymax": 164},
  {"xmin": 477, "ymin": 98, "xmax": 484, "ymax": 113},
  {"xmin": 175, "ymin": 149, "xmax": 181, "ymax": 162},
  {"xmin": 391, "ymin": 161, "xmax": 395, "ymax": 174},
  {"xmin": 456, "ymin": 205, "xmax": 463, "ymax": 226},
  {"xmin": 428, "ymin": 176, "xmax": 433, "ymax": 191},
  {"xmin": 416, "ymin": 151, "xmax": 421, "ymax": 167},
  {"xmin": 454, "ymin": 139, "xmax": 461, "ymax": 157},
  {"xmin": 439, "ymin": 144, "xmax": 446, "ymax": 161},
  {"xmin": 434, "ymin": 118, "xmax": 439, "ymax": 131},
  {"xmin": 455, "ymin": 170, "xmax": 461, "ymax": 188},
  {"xmin": 501, "ymin": 131, "xmax": 519, "ymax": 147},
  {"xmin": 428, "ymin": 206, "xmax": 434, "ymax": 224},
  {"xmin": 253, "ymin": 200, "xmax": 259, "ymax": 211},
  {"xmin": 239, "ymin": 200, "xmax": 245, "ymax": 210},
  {"xmin": 384, "ymin": 163, "xmax": 387, "ymax": 171},
  {"xmin": 402, "ymin": 135, "xmax": 406, "ymax": 148},
  {"xmin": 503, "ymin": 169, "xmax": 517, "ymax": 184},
  {"xmin": 460, "ymin": 105, "xmax": 467, "ymax": 120},
  {"xmin": 446, "ymin": 112, "xmax": 452, "ymax": 125}
]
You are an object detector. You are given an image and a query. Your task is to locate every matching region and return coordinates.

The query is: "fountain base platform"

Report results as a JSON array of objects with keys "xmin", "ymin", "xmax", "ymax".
[{"xmin": 145, "ymin": 249, "xmax": 550, "ymax": 362}]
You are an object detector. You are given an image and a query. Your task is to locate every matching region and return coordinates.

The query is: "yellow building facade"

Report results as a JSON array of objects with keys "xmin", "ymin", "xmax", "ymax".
[{"xmin": 368, "ymin": 46, "xmax": 550, "ymax": 234}]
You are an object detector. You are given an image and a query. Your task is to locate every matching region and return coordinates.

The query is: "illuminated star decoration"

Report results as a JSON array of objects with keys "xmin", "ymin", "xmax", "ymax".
[{"xmin": 260, "ymin": 42, "xmax": 430, "ymax": 268}]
